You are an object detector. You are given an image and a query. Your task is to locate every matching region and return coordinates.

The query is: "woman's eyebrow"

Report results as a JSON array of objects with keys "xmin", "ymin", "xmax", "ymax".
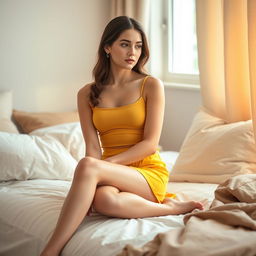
[{"xmin": 119, "ymin": 39, "xmax": 143, "ymax": 44}]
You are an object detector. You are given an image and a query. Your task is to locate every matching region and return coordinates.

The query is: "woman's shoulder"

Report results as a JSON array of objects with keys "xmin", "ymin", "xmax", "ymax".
[
  {"xmin": 78, "ymin": 82, "xmax": 94, "ymax": 100},
  {"xmin": 144, "ymin": 76, "xmax": 164, "ymax": 93}
]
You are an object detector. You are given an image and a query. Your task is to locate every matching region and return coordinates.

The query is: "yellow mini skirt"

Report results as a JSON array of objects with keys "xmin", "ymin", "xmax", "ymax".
[
  {"xmin": 128, "ymin": 151, "xmax": 170, "ymax": 203},
  {"xmin": 102, "ymin": 149, "xmax": 174, "ymax": 203}
]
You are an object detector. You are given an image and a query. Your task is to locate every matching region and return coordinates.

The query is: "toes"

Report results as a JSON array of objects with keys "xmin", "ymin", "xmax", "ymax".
[{"xmin": 195, "ymin": 201, "xmax": 204, "ymax": 210}]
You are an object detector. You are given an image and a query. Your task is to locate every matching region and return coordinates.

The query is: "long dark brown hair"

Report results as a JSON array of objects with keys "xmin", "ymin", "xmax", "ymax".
[{"xmin": 90, "ymin": 16, "xmax": 150, "ymax": 106}]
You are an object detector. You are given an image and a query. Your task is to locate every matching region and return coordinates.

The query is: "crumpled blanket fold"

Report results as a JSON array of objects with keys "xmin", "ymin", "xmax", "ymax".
[{"xmin": 117, "ymin": 174, "xmax": 256, "ymax": 256}]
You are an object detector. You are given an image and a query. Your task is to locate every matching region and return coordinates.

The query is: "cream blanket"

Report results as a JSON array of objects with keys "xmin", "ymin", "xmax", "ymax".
[{"xmin": 118, "ymin": 174, "xmax": 256, "ymax": 256}]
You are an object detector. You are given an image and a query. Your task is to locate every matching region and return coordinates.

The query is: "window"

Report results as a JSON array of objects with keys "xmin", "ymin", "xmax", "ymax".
[{"xmin": 163, "ymin": 0, "xmax": 199, "ymax": 85}]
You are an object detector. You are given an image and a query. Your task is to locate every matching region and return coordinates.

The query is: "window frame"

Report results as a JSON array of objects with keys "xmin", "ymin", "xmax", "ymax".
[{"xmin": 162, "ymin": 0, "xmax": 200, "ymax": 87}]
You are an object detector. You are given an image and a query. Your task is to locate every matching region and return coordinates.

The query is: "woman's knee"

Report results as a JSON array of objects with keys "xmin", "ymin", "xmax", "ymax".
[
  {"xmin": 74, "ymin": 156, "xmax": 98, "ymax": 178},
  {"xmin": 93, "ymin": 187, "xmax": 119, "ymax": 215}
]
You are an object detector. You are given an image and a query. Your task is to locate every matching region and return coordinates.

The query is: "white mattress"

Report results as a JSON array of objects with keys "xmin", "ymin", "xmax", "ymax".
[{"xmin": 0, "ymin": 179, "xmax": 218, "ymax": 256}]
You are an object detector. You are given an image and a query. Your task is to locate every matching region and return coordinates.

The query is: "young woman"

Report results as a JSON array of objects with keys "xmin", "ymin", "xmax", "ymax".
[{"xmin": 40, "ymin": 16, "xmax": 203, "ymax": 256}]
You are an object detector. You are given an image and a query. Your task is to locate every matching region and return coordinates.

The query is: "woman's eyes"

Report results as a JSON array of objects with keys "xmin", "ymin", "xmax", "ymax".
[
  {"xmin": 120, "ymin": 43, "xmax": 142, "ymax": 49},
  {"xmin": 120, "ymin": 43, "xmax": 129, "ymax": 47},
  {"xmin": 136, "ymin": 45, "xmax": 142, "ymax": 49}
]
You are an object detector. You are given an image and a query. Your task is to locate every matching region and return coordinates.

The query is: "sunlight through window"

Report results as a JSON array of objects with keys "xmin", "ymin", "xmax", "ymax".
[{"xmin": 169, "ymin": 0, "xmax": 199, "ymax": 75}]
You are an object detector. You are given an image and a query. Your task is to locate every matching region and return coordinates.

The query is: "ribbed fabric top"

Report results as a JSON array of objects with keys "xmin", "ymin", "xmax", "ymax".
[{"xmin": 92, "ymin": 76, "xmax": 149, "ymax": 154}]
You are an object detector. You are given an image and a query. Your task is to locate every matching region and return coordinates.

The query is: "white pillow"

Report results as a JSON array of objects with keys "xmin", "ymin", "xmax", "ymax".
[
  {"xmin": 171, "ymin": 110, "xmax": 256, "ymax": 183},
  {"xmin": 0, "ymin": 118, "xmax": 19, "ymax": 134},
  {"xmin": 0, "ymin": 90, "xmax": 12, "ymax": 118},
  {"xmin": 0, "ymin": 91, "xmax": 19, "ymax": 133},
  {"xmin": 31, "ymin": 122, "xmax": 85, "ymax": 161},
  {"xmin": 0, "ymin": 132, "xmax": 77, "ymax": 181}
]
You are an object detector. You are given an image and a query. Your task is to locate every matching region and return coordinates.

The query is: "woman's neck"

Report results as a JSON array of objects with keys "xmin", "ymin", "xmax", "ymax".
[{"xmin": 108, "ymin": 67, "xmax": 135, "ymax": 86}]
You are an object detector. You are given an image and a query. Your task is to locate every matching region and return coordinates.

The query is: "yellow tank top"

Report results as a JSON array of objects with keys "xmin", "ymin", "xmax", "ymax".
[{"xmin": 92, "ymin": 76, "xmax": 149, "ymax": 151}]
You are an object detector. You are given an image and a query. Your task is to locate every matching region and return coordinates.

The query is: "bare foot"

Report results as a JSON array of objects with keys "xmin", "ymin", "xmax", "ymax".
[{"xmin": 163, "ymin": 198, "xmax": 204, "ymax": 215}]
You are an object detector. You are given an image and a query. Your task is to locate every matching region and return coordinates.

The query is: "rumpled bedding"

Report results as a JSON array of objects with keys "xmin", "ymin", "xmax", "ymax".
[
  {"xmin": 0, "ymin": 180, "xmax": 216, "ymax": 256},
  {"xmin": 118, "ymin": 174, "xmax": 256, "ymax": 256}
]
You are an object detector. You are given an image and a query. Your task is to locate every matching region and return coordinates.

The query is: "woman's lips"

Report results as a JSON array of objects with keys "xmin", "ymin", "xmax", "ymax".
[{"xmin": 125, "ymin": 59, "xmax": 135, "ymax": 64}]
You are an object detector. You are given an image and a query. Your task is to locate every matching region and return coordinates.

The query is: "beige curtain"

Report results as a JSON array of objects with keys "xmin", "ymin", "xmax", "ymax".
[
  {"xmin": 110, "ymin": 0, "xmax": 150, "ymax": 33},
  {"xmin": 196, "ymin": 0, "xmax": 256, "ymax": 137}
]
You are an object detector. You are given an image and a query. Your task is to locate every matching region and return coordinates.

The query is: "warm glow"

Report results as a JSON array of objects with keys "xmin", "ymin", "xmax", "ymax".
[{"xmin": 169, "ymin": 0, "xmax": 199, "ymax": 74}]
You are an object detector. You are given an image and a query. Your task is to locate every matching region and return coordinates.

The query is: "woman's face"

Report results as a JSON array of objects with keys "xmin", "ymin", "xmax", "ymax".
[{"xmin": 106, "ymin": 29, "xmax": 143, "ymax": 70}]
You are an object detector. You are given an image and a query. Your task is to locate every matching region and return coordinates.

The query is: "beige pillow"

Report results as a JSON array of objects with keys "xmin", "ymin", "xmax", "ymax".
[
  {"xmin": 13, "ymin": 110, "xmax": 79, "ymax": 133},
  {"xmin": 171, "ymin": 109, "xmax": 256, "ymax": 183},
  {"xmin": 0, "ymin": 91, "xmax": 19, "ymax": 133}
]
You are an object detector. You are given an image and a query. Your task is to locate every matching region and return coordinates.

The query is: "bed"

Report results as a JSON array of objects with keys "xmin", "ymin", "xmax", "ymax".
[
  {"xmin": 0, "ymin": 172, "xmax": 218, "ymax": 256},
  {"xmin": 1, "ymin": 91, "xmax": 256, "ymax": 256},
  {"xmin": 0, "ymin": 121, "xmax": 217, "ymax": 255}
]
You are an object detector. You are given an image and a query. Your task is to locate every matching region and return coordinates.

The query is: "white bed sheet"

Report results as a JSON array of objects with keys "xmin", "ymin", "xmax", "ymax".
[{"xmin": 0, "ymin": 178, "xmax": 218, "ymax": 256}]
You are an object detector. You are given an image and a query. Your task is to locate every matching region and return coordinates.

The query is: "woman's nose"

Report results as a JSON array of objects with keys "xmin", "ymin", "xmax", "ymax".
[{"xmin": 128, "ymin": 46, "xmax": 135, "ymax": 56}]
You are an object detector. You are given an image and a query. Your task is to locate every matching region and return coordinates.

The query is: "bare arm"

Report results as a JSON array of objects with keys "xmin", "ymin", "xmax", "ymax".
[
  {"xmin": 105, "ymin": 77, "xmax": 165, "ymax": 165},
  {"xmin": 77, "ymin": 84, "xmax": 102, "ymax": 159}
]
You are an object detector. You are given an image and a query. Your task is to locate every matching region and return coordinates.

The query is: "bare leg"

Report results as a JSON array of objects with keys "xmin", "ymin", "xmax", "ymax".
[
  {"xmin": 93, "ymin": 185, "xmax": 203, "ymax": 218},
  {"xmin": 40, "ymin": 159, "xmax": 98, "ymax": 256},
  {"xmin": 40, "ymin": 157, "xmax": 203, "ymax": 256}
]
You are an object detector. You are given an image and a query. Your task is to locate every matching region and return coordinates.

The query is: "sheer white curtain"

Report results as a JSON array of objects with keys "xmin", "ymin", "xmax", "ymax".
[
  {"xmin": 196, "ymin": 0, "xmax": 256, "ymax": 138},
  {"xmin": 110, "ymin": 0, "xmax": 150, "ymax": 33}
]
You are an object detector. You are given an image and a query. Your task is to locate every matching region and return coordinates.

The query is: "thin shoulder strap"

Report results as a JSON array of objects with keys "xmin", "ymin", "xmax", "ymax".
[{"xmin": 140, "ymin": 76, "xmax": 150, "ymax": 96}]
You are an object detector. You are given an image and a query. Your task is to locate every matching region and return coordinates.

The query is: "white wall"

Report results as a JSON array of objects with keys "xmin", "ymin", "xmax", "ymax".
[
  {"xmin": 148, "ymin": 1, "xmax": 202, "ymax": 151},
  {"xmin": 0, "ymin": 0, "xmax": 201, "ymax": 150},
  {"xmin": 0, "ymin": 0, "xmax": 110, "ymax": 111},
  {"xmin": 160, "ymin": 86, "xmax": 201, "ymax": 151}
]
